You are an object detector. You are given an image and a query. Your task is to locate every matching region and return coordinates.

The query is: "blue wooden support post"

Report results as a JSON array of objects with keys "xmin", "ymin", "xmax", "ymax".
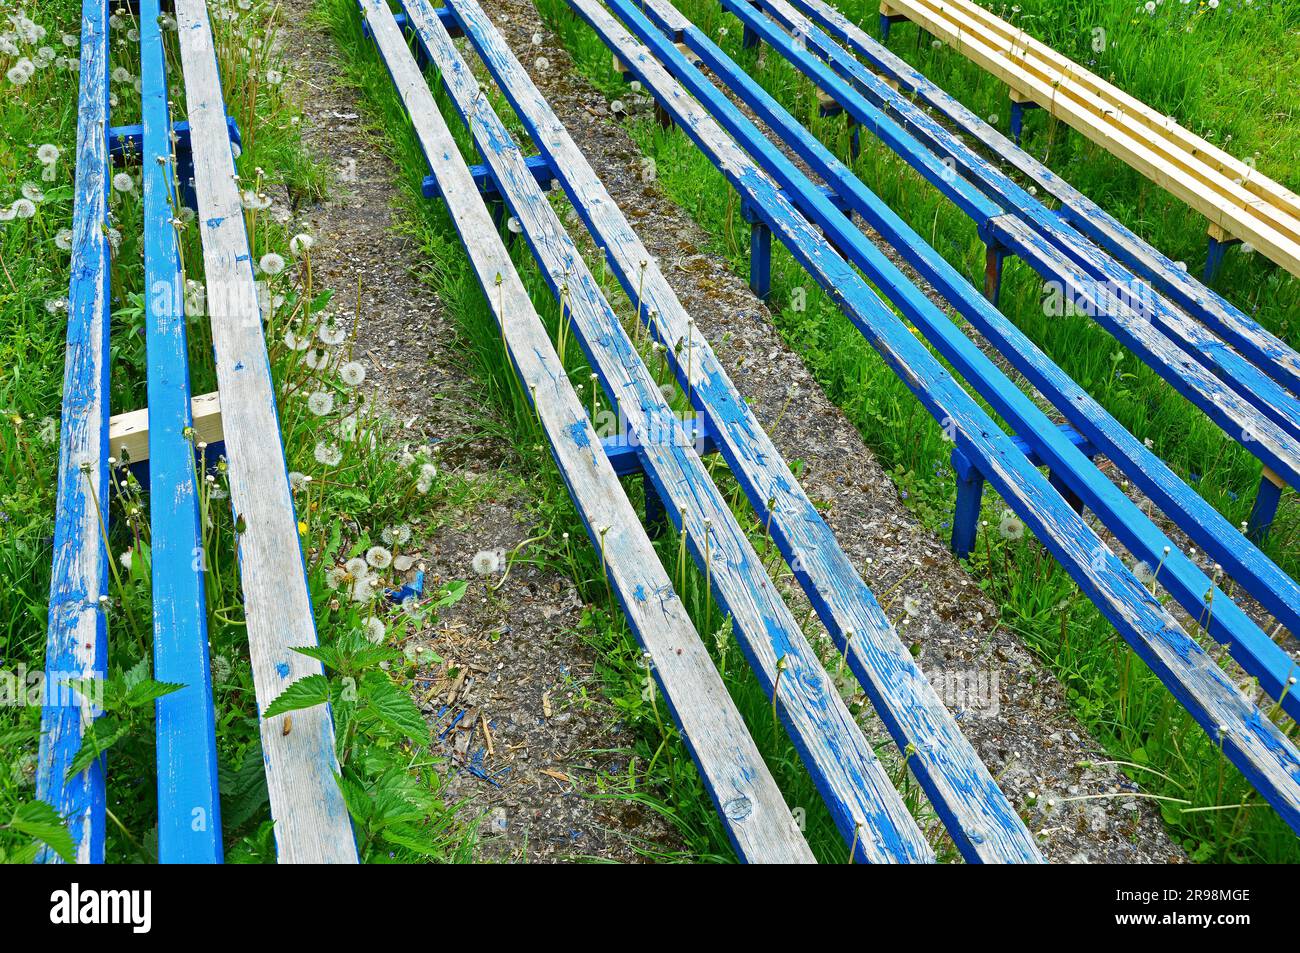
[
  {"xmin": 740, "ymin": 198, "xmax": 772, "ymax": 299},
  {"xmin": 1008, "ymin": 93, "xmax": 1040, "ymax": 146},
  {"xmin": 1247, "ymin": 468, "xmax": 1285, "ymax": 545},
  {"xmin": 1205, "ymin": 223, "xmax": 1242, "ymax": 285},
  {"xmin": 602, "ymin": 417, "xmax": 717, "ymax": 537},
  {"xmin": 879, "ymin": 9, "xmax": 907, "ymax": 41},
  {"xmin": 982, "ymin": 237, "xmax": 1007, "ymax": 306},
  {"xmin": 950, "ymin": 423, "xmax": 1096, "ymax": 557},
  {"xmin": 742, "ymin": 0, "xmax": 761, "ymax": 48},
  {"xmin": 950, "ymin": 448, "xmax": 984, "ymax": 560}
]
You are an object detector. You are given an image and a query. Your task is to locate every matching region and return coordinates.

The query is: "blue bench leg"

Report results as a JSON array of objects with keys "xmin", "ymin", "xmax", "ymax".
[
  {"xmin": 1008, "ymin": 97, "xmax": 1040, "ymax": 145},
  {"xmin": 951, "ymin": 465, "xmax": 985, "ymax": 560},
  {"xmin": 750, "ymin": 220, "xmax": 772, "ymax": 301},
  {"xmin": 849, "ymin": 121, "xmax": 861, "ymax": 163},
  {"xmin": 1204, "ymin": 230, "xmax": 1240, "ymax": 285},
  {"xmin": 1247, "ymin": 468, "xmax": 1284, "ymax": 544},
  {"xmin": 983, "ymin": 242, "xmax": 1007, "ymax": 306},
  {"xmin": 743, "ymin": 24, "xmax": 760, "ymax": 48}
]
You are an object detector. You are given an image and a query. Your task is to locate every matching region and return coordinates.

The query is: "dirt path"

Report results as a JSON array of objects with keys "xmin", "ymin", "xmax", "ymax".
[
  {"xmin": 482, "ymin": 0, "xmax": 1182, "ymax": 862},
  {"xmin": 274, "ymin": 0, "xmax": 681, "ymax": 862}
]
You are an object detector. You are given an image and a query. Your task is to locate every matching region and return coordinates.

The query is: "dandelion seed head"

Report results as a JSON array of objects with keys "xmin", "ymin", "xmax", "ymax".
[
  {"xmin": 363, "ymin": 617, "xmax": 386, "ymax": 644},
  {"xmin": 306, "ymin": 390, "xmax": 334, "ymax": 416},
  {"xmin": 472, "ymin": 550, "xmax": 501, "ymax": 576},
  {"xmin": 259, "ymin": 252, "xmax": 286, "ymax": 276},
  {"xmin": 112, "ymin": 171, "xmax": 135, "ymax": 194},
  {"xmin": 366, "ymin": 546, "xmax": 393, "ymax": 569},
  {"xmin": 339, "ymin": 361, "xmax": 366, "ymax": 387}
]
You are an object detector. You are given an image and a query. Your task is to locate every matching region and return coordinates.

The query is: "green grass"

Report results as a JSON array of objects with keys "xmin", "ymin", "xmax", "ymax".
[
  {"xmin": 538, "ymin": 0, "xmax": 1300, "ymax": 862},
  {"xmin": 0, "ymin": 0, "xmax": 472, "ymax": 863}
]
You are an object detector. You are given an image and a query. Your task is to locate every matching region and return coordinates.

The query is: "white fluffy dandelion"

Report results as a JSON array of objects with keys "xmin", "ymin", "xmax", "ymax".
[
  {"xmin": 36, "ymin": 143, "xmax": 59, "ymax": 164},
  {"xmin": 112, "ymin": 172, "xmax": 135, "ymax": 194},
  {"xmin": 313, "ymin": 441, "xmax": 342, "ymax": 466},
  {"xmin": 415, "ymin": 461, "xmax": 437, "ymax": 494},
  {"xmin": 318, "ymin": 318, "xmax": 347, "ymax": 346},
  {"xmin": 306, "ymin": 390, "xmax": 334, "ymax": 416},
  {"xmin": 345, "ymin": 556, "xmax": 369, "ymax": 578},
  {"xmin": 998, "ymin": 511, "xmax": 1025, "ymax": 541},
  {"xmin": 366, "ymin": 546, "xmax": 393, "ymax": 570},
  {"xmin": 339, "ymin": 361, "xmax": 366, "ymax": 387},
  {"xmin": 289, "ymin": 232, "xmax": 314, "ymax": 255},
  {"xmin": 11, "ymin": 199, "xmax": 36, "ymax": 219},
  {"xmin": 363, "ymin": 617, "xmax": 386, "ymax": 644},
  {"xmin": 259, "ymin": 252, "xmax": 286, "ymax": 276},
  {"xmin": 55, "ymin": 229, "xmax": 73, "ymax": 251},
  {"xmin": 472, "ymin": 550, "xmax": 502, "ymax": 576}
]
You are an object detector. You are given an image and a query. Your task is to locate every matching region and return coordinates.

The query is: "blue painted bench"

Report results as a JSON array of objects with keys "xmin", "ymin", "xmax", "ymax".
[
  {"xmin": 575, "ymin": 0, "xmax": 1300, "ymax": 835},
  {"xmin": 358, "ymin": 0, "xmax": 819, "ymax": 863},
  {"xmin": 365, "ymin": 0, "xmax": 1049, "ymax": 862},
  {"xmin": 617, "ymin": 0, "xmax": 1300, "ymax": 721},
  {"xmin": 742, "ymin": 0, "xmax": 1300, "ymax": 509},
  {"xmin": 40, "ymin": 0, "xmax": 356, "ymax": 864}
]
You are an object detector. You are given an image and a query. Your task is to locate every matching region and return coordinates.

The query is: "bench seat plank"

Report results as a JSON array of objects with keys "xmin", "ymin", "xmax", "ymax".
[
  {"xmin": 175, "ymin": 0, "xmax": 357, "ymax": 863},
  {"xmin": 38, "ymin": 0, "xmax": 112, "ymax": 866}
]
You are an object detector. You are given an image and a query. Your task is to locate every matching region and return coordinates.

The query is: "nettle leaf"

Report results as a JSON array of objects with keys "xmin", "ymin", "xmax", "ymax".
[
  {"xmin": 292, "ymin": 644, "xmax": 344, "ymax": 671},
  {"xmin": 10, "ymin": 800, "xmax": 76, "ymax": 863},
  {"xmin": 361, "ymin": 672, "xmax": 429, "ymax": 744},
  {"xmin": 219, "ymin": 747, "xmax": 271, "ymax": 830},
  {"xmin": 336, "ymin": 771, "xmax": 373, "ymax": 824},
  {"xmin": 122, "ymin": 678, "xmax": 185, "ymax": 709},
  {"xmin": 263, "ymin": 674, "xmax": 330, "ymax": 719},
  {"xmin": 122, "ymin": 656, "xmax": 150, "ymax": 691},
  {"xmin": 65, "ymin": 715, "xmax": 129, "ymax": 781}
]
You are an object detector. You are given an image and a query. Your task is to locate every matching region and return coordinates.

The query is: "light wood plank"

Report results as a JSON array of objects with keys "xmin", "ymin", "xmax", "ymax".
[
  {"xmin": 361, "ymin": 0, "xmax": 816, "ymax": 864},
  {"xmin": 175, "ymin": 0, "xmax": 357, "ymax": 864},
  {"xmin": 109, "ymin": 392, "xmax": 222, "ymax": 466}
]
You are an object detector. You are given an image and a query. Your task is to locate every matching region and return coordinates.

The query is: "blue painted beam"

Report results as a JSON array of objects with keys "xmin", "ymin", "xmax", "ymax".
[
  {"xmin": 421, "ymin": 152, "xmax": 554, "ymax": 200},
  {"xmin": 639, "ymin": 0, "xmax": 1300, "ymax": 721},
  {"xmin": 140, "ymin": 0, "xmax": 223, "ymax": 864},
  {"xmin": 38, "ymin": 0, "xmax": 112, "ymax": 866},
  {"xmin": 579, "ymin": 0, "xmax": 1300, "ymax": 832},
  {"xmin": 788, "ymin": 0, "xmax": 1300, "ymax": 398},
  {"xmin": 600, "ymin": 415, "xmax": 716, "ymax": 476}
]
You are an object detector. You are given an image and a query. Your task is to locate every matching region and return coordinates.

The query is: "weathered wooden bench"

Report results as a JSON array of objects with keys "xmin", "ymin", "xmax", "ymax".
[
  {"xmin": 39, "ymin": 0, "xmax": 356, "ymax": 863},
  {"xmin": 875, "ymin": 0, "xmax": 1300, "ymax": 283},
  {"xmin": 573, "ymin": 0, "xmax": 1300, "ymax": 834},
  {"xmin": 360, "ymin": 0, "xmax": 1052, "ymax": 861}
]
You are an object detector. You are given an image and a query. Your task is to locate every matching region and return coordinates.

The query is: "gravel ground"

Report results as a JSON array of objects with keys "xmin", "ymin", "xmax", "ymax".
[
  {"xmin": 275, "ymin": 0, "xmax": 682, "ymax": 863},
  {"xmin": 479, "ymin": 0, "xmax": 1185, "ymax": 863}
]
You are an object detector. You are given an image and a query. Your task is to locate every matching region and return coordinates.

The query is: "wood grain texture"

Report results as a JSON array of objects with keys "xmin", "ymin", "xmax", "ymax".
[
  {"xmin": 744, "ymin": 0, "xmax": 1300, "ymax": 493},
  {"xmin": 574, "ymin": 0, "xmax": 1300, "ymax": 833},
  {"xmin": 654, "ymin": 0, "xmax": 1300, "ymax": 720},
  {"xmin": 878, "ymin": 0, "xmax": 1300, "ymax": 277},
  {"xmin": 360, "ymin": 0, "xmax": 816, "ymax": 864},
  {"xmin": 175, "ymin": 0, "xmax": 357, "ymax": 863},
  {"xmin": 141, "ymin": 0, "xmax": 223, "ymax": 864},
  {"xmin": 109, "ymin": 392, "xmax": 223, "ymax": 465},
  {"xmin": 451, "ymin": 0, "xmax": 1037, "ymax": 863},
  {"xmin": 790, "ymin": 0, "xmax": 1300, "ymax": 399},
  {"xmin": 38, "ymin": 0, "xmax": 112, "ymax": 866}
]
